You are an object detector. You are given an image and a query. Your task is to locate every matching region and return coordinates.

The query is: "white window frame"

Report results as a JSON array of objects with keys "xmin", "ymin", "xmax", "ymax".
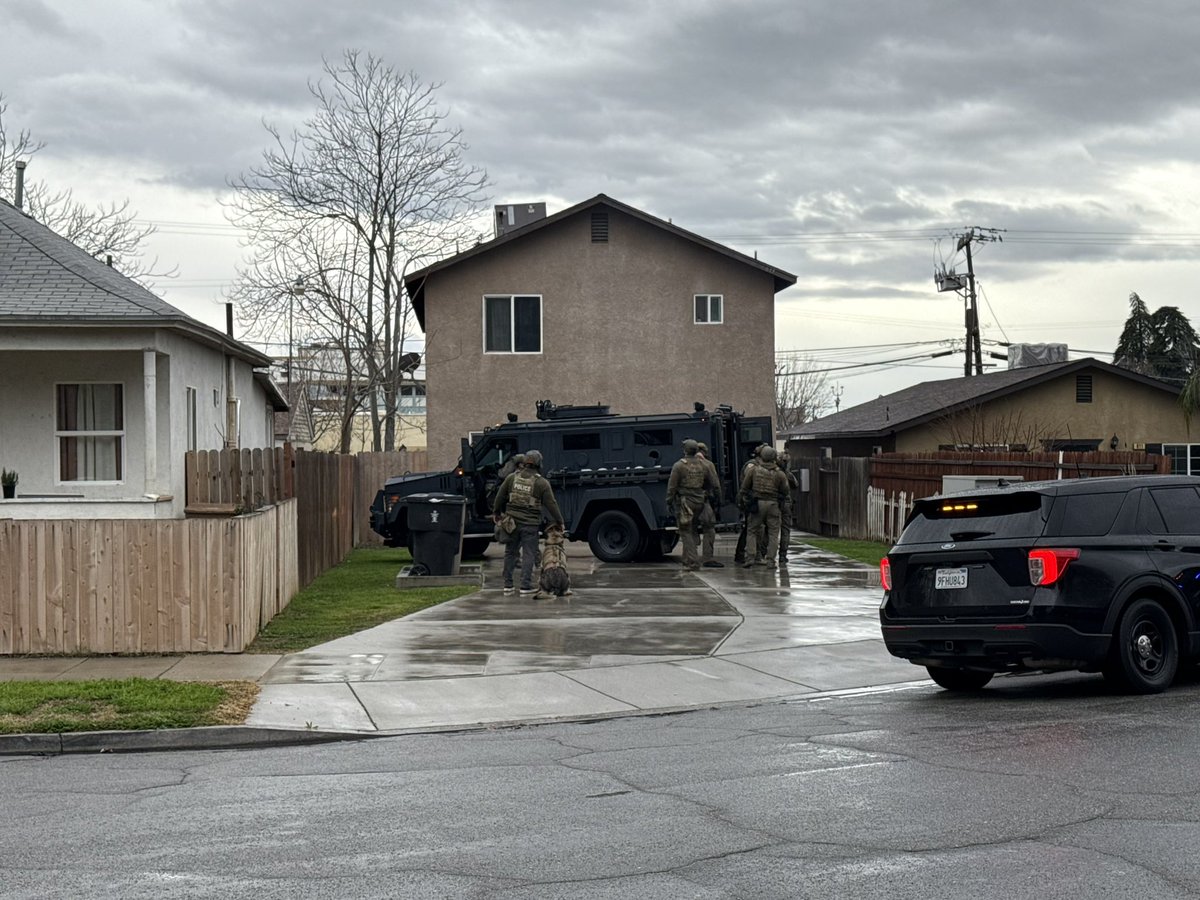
[
  {"xmin": 694, "ymin": 294, "xmax": 724, "ymax": 324},
  {"xmin": 55, "ymin": 382, "xmax": 126, "ymax": 484},
  {"xmin": 483, "ymin": 294, "xmax": 543, "ymax": 354},
  {"xmin": 1162, "ymin": 443, "xmax": 1200, "ymax": 475}
]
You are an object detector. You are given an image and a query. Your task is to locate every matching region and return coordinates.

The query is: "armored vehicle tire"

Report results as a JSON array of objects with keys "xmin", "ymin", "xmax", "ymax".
[
  {"xmin": 588, "ymin": 510, "xmax": 644, "ymax": 563},
  {"xmin": 926, "ymin": 666, "xmax": 993, "ymax": 692},
  {"xmin": 461, "ymin": 537, "xmax": 491, "ymax": 559},
  {"xmin": 1103, "ymin": 598, "xmax": 1178, "ymax": 694}
]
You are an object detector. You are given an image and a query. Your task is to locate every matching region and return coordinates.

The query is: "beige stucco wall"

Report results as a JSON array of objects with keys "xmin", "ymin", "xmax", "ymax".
[
  {"xmin": 897, "ymin": 366, "xmax": 1191, "ymax": 452},
  {"xmin": 310, "ymin": 414, "xmax": 427, "ymax": 453},
  {"xmin": 421, "ymin": 207, "xmax": 778, "ymax": 466}
]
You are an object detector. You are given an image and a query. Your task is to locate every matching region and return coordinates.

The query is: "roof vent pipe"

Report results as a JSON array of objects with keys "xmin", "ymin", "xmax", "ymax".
[{"xmin": 14, "ymin": 160, "xmax": 26, "ymax": 210}]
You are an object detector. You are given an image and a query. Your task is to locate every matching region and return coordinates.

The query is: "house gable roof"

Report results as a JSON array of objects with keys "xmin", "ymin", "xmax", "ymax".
[
  {"xmin": 782, "ymin": 358, "xmax": 1180, "ymax": 441},
  {"xmin": 404, "ymin": 193, "xmax": 798, "ymax": 329},
  {"xmin": 0, "ymin": 198, "xmax": 272, "ymax": 367}
]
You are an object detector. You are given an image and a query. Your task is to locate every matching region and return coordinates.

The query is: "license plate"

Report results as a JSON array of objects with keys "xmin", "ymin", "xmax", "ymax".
[{"xmin": 935, "ymin": 568, "xmax": 968, "ymax": 589}]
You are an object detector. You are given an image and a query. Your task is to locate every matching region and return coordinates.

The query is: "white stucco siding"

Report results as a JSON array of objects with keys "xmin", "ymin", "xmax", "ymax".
[
  {"xmin": 0, "ymin": 348, "xmax": 147, "ymax": 500},
  {"xmin": 0, "ymin": 327, "xmax": 277, "ymax": 519}
]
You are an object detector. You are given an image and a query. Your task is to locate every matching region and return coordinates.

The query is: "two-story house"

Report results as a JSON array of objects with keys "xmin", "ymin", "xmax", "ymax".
[{"xmin": 404, "ymin": 194, "xmax": 796, "ymax": 466}]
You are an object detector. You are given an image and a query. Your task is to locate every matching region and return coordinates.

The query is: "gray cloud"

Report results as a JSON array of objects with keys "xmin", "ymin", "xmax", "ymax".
[{"xmin": 7, "ymin": 0, "xmax": 1200, "ymax": 403}]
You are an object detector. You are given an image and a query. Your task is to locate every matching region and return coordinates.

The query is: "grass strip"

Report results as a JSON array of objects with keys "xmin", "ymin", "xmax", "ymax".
[
  {"xmin": 0, "ymin": 679, "xmax": 258, "ymax": 734},
  {"xmin": 801, "ymin": 537, "xmax": 892, "ymax": 567},
  {"xmin": 247, "ymin": 547, "xmax": 473, "ymax": 654}
]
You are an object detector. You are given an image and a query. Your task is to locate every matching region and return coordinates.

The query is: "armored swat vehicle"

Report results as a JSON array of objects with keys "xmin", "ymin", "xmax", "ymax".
[{"xmin": 369, "ymin": 401, "xmax": 772, "ymax": 562}]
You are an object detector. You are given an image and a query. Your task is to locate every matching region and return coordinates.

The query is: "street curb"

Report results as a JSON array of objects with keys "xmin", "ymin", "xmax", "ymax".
[
  {"xmin": 0, "ymin": 680, "xmax": 936, "ymax": 754},
  {"xmin": 0, "ymin": 725, "xmax": 380, "ymax": 756}
]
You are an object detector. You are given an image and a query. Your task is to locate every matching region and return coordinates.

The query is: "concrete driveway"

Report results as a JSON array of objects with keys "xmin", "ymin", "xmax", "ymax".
[{"xmin": 248, "ymin": 536, "xmax": 924, "ymax": 733}]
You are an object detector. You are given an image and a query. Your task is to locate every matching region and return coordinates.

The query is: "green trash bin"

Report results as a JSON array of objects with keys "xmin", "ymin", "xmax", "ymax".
[{"xmin": 404, "ymin": 493, "xmax": 467, "ymax": 575}]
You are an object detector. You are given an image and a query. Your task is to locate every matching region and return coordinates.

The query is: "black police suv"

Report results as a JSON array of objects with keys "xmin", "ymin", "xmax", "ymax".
[{"xmin": 880, "ymin": 475, "xmax": 1200, "ymax": 694}]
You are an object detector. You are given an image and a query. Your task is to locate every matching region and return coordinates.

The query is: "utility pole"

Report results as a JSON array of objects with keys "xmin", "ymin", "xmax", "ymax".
[{"xmin": 940, "ymin": 227, "xmax": 1003, "ymax": 376}]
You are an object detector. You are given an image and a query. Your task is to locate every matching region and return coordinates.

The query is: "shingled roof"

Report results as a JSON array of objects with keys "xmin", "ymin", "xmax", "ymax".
[
  {"xmin": 0, "ymin": 197, "xmax": 271, "ymax": 366},
  {"xmin": 783, "ymin": 358, "xmax": 1179, "ymax": 440},
  {"xmin": 403, "ymin": 193, "xmax": 798, "ymax": 329}
]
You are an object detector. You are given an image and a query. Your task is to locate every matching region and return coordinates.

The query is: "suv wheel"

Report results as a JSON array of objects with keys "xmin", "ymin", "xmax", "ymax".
[
  {"xmin": 1105, "ymin": 597, "xmax": 1178, "ymax": 694},
  {"xmin": 926, "ymin": 666, "xmax": 993, "ymax": 692}
]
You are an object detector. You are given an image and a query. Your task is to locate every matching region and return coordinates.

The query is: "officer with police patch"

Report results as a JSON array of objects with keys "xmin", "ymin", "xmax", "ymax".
[{"xmin": 493, "ymin": 450, "xmax": 564, "ymax": 596}]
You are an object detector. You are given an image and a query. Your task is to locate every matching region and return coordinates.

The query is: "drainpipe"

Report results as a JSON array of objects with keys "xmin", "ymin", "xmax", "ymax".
[
  {"xmin": 224, "ymin": 302, "xmax": 239, "ymax": 449},
  {"xmin": 14, "ymin": 160, "xmax": 26, "ymax": 209}
]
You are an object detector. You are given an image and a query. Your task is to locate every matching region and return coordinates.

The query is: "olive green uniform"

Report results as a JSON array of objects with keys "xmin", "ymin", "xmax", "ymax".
[
  {"xmin": 667, "ymin": 453, "xmax": 719, "ymax": 570},
  {"xmin": 739, "ymin": 460, "xmax": 791, "ymax": 567},
  {"xmin": 696, "ymin": 452, "xmax": 722, "ymax": 563}
]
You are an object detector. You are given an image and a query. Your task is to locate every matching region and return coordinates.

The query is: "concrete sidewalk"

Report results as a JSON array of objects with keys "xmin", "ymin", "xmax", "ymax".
[
  {"xmin": 0, "ymin": 537, "xmax": 926, "ymax": 745},
  {"xmin": 246, "ymin": 537, "xmax": 922, "ymax": 733}
]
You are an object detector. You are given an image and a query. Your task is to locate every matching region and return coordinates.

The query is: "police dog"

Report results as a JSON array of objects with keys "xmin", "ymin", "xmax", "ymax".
[{"xmin": 536, "ymin": 524, "xmax": 572, "ymax": 598}]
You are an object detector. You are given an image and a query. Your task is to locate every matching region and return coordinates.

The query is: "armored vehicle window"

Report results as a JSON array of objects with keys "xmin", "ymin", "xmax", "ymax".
[
  {"xmin": 1148, "ymin": 487, "xmax": 1200, "ymax": 534},
  {"xmin": 563, "ymin": 433, "xmax": 601, "ymax": 451},
  {"xmin": 741, "ymin": 424, "xmax": 768, "ymax": 444},
  {"xmin": 1054, "ymin": 492, "xmax": 1124, "ymax": 536},
  {"xmin": 634, "ymin": 429, "xmax": 672, "ymax": 447}
]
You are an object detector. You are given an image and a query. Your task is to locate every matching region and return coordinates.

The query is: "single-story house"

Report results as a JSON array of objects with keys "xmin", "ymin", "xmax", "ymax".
[
  {"xmin": 782, "ymin": 357, "xmax": 1197, "ymax": 468},
  {"xmin": 0, "ymin": 197, "xmax": 287, "ymax": 519}
]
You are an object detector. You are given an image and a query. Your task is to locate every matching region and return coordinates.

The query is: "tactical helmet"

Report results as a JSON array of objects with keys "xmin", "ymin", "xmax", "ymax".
[
  {"xmin": 754, "ymin": 443, "xmax": 767, "ymax": 458},
  {"xmin": 697, "ymin": 441, "xmax": 710, "ymax": 457},
  {"xmin": 759, "ymin": 446, "xmax": 777, "ymax": 463},
  {"xmin": 682, "ymin": 439, "xmax": 700, "ymax": 455},
  {"xmin": 523, "ymin": 449, "xmax": 543, "ymax": 467}
]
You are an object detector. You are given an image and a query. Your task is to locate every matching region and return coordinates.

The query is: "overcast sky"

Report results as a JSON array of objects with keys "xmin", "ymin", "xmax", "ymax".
[{"xmin": 5, "ymin": 0, "xmax": 1200, "ymax": 410}]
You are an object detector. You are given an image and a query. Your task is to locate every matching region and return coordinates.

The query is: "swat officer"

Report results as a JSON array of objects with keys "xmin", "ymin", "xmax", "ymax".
[
  {"xmin": 739, "ymin": 446, "xmax": 791, "ymax": 569},
  {"xmin": 695, "ymin": 442, "xmax": 723, "ymax": 567},
  {"xmin": 733, "ymin": 445, "xmax": 765, "ymax": 565},
  {"xmin": 777, "ymin": 452, "xmax": 799, "ymax": 564},
  {"xmin": 493, "ymin": 450, "xmax": 564, "ymax": 596},
  {"xmin": 667, "ymin": 439, "xmax": 719, "ymax": 571}
]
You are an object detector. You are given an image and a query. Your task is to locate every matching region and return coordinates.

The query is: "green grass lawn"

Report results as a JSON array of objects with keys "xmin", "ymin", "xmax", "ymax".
[
  {"xmin": 801, "ymin": 537, "xmax": 892, "ymax": 567},
  {"xmin": 0, "ymin": 679, "xmax": 258, "ymax": 734},
  {"xmin": 247, "ymin": 547, "xmax": 474, "ymax": 654}
]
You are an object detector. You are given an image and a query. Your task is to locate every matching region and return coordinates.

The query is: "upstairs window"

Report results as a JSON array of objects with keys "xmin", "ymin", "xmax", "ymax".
[
  {"xmin": 484, "ymin": 295, "xmax": 542, "ymax": 353},
  {"xmin": 695, "ymin": 294, "xmax": 723, "ymax": 324},
  {"xmin": 57, "ymin": 383, "xmax": 124, "ymax": 482}
]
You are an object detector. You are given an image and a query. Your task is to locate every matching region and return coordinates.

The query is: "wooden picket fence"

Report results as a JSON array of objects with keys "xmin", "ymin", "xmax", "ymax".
[
  {"xmin": 867, "ymin": 486, "xmax": 914, "ymax": 544},
  {"xmin": 0, "ymin": 501, "xmax": 298, "ymax": 654},
  {"xmin": 185, "ymin": 446, "xmax": 292, "ymax": 515}
]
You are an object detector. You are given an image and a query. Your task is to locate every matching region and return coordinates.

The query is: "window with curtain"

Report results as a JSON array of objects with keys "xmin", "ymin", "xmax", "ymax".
[{"xmin": 56, "ymin": 383, "xmax": 124, "ymax": 482}]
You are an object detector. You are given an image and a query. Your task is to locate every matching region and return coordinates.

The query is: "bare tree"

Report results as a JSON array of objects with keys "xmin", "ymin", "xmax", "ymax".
[
  {"xmin": 932, "ymin": 405, "xmax": 1069, "ymax": 451},
  {"xmin": 227, "ymin": 51, "xmax": 488, "ymax": 452},
  {"xmin": 0, "ymin": 95, "xmax": 167, "ymax": 281},
  {"xmin": 774, "ymin": 358, "xmax": 835, "ymax": 431}
]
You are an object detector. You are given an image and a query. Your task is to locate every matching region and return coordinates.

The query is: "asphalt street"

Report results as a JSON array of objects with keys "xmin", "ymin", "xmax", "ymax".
[{"xmin": 4, "ymin": 670, "xmax": 1200, "ymax": 899}]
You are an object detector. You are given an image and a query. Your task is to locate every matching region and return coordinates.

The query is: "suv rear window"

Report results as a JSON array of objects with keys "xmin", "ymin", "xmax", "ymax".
[
  {"xmin": 898, "ymin": 491, "xmax": 1048, "ymax": 544},
  {"xmin": 1052, "ymin": 492, "xmax": 1126, "ymax": 536}
]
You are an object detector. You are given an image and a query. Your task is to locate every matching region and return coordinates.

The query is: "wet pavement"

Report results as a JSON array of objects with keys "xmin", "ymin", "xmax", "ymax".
[{"xmin": 246, "ymin": 536, "xmax": 922, "ymax": 733}]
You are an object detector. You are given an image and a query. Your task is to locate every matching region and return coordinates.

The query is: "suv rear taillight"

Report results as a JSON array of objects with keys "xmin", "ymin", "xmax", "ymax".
[
  {"xmin": 1028, "ymin": 548, "xmax": 1080, "ymax": 586},
  {"xmin": 879, "ymin": 557, "xmax": 892, "ymax": 591}
]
